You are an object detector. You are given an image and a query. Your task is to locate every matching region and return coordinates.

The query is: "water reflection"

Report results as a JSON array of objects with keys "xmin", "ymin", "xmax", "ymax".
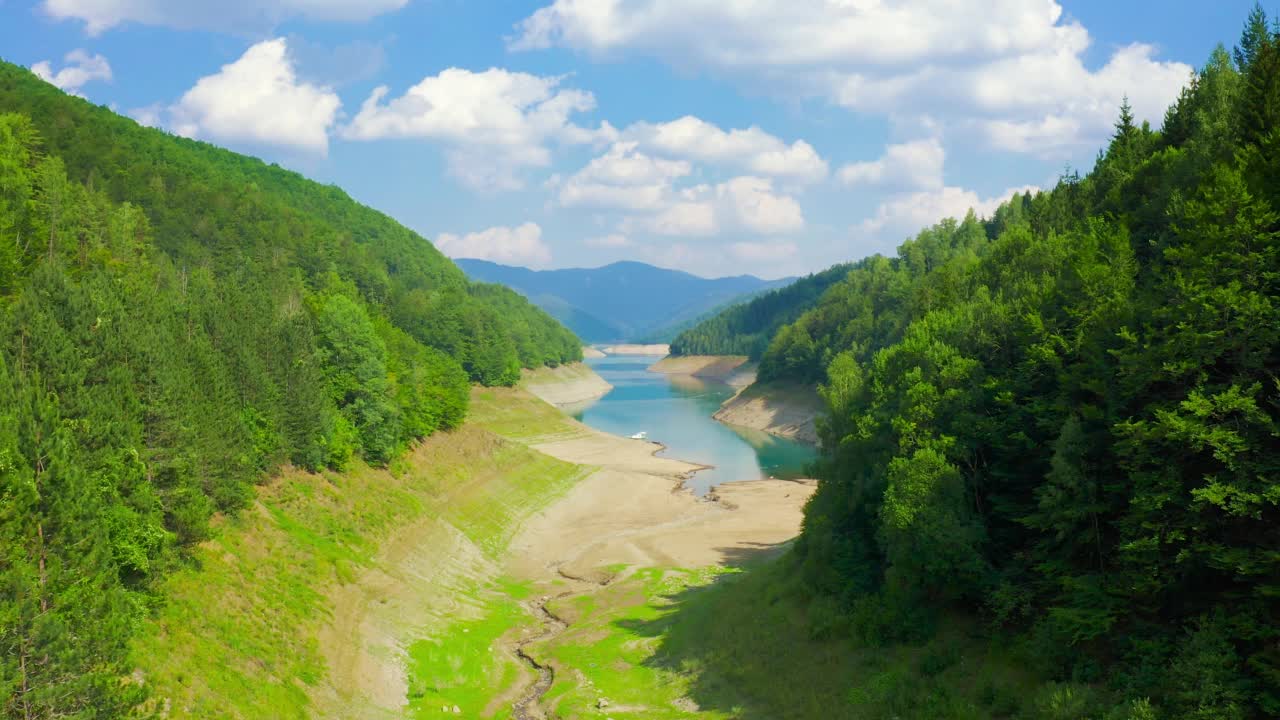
[{"xmin": 572, "ymin": 355, "xmax": 816, "ymax": 495}]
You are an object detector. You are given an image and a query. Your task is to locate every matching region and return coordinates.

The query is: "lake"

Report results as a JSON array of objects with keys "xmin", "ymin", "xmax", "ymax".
[{"xmin": 569, "ymin": 355, "xmax": 817, "ymax": 496}]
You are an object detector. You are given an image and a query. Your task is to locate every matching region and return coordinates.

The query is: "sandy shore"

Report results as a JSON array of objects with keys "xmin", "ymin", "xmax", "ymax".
[
  {"xmin": 507, "ymin": 410, "xmax": 815, "ymax": 584},
  {"xmin": 581, "ymin": 346, "xmax": 606, "ymax": 359},
  {"xmin": 649, "ymin": 354, "xmax": 756, "ymax": 387},
  {"xmin": 714, "ymin": 381, "xmax": 823, "ymax": 444}
]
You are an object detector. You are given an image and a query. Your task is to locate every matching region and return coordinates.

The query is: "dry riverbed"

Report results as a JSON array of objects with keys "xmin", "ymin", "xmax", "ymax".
[{"xmin": 442, "ymin": 386, "xmax": 816, "ymax": 718}]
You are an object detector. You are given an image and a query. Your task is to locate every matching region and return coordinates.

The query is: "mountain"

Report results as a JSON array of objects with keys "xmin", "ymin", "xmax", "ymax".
[{"xmin": 455, "ymin": 258, "xmax": 794, "ymax": 343}]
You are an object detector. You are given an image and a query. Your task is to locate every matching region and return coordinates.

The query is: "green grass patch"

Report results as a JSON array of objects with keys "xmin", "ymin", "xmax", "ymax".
[
  {"xmin": 406, "ymin": 578, "xmax": 531, "ymax": 719},
  {"xmin": 513, "ymin": 558, "xmax": 1124, "ymax": 720},
  {"xmin": 532, "ymin": 567, "xmax": 734, "ymax": 719}
]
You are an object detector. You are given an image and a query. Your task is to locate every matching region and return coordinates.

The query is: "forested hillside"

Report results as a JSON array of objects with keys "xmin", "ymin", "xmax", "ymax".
[
  {"xmin": 779, "ymin": 13, "xmax": 1278, "ymax": 717},
  {"xmin": 0, "ymin": 60, "xmax": 578, "ymax": 717},
  {"xmin": 669, "ymin": 262, "xmax": 853, "ymax": 358}
]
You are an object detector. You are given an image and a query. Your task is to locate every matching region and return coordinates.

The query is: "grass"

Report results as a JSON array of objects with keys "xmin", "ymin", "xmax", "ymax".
[
  {"xmin": 468, "ymin": 386, "xmax": 589, "ymax": 442},
  {"xmin": 131, "ymin": 388, "xmax": 591, "ymax": 719},
  {"xmin": 405, "ymin": 578, "xmax": 530, "ymax": 719},
  {"xmin": 534, "ymin": 567, "xmax": 732, "ymax": 718},
  {"xmin": 500, "ymin": 556, "xmax": 1115, "ymax": 720}
]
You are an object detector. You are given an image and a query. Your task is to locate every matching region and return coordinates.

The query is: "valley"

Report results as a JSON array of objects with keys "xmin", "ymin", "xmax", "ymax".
[
  {"xmin": 128, "ymin": 363, "xmax": 819, "ymax": 718},
  {"xmin": 3, "ymin": 7, "xmax": 1278, "ymax": 717}
]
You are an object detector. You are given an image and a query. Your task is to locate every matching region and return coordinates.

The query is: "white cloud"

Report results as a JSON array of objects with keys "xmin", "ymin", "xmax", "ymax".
[
  {"xmin": 43, "ymin": 0, "xmax": 407, "ymax": 34},
  {"xmin": 716, "ymin": 176, "xmax": 804, "ymax": 234},
  {"xmin": 342, "ymin": 68, "xmax": 611, "ymax": 189},
  {"xmin": 558, "ymin": 141, "xmax": 690, "ymax": 210},
  {"xmin": 584, "ymin": 233, "xmax": 631, "ymax": 248},
  {"xmin": 513, "ymin": 1, "xmax": 1192, "ymax": 153},
  {"xmin": 129, "ymin": 104, "xmax": 163, "ymax": 128},
  {"xmin": 32, "ymin": 49, "xmax": 111, "ymax": 96},
  {"xmin": 166, "ymin": 39, "xmax": 340, "ymax": 155},
  {"xmin": 562, "ymin": 143, "xmax": 805, "ymax": 238},
  {"xmin": 622, "ymin": 116, "xmax": 827, "ymax": 182},
  {"xmin": 838, "ymin": 137, "xmax": 944, "ymax": 190},
  {"xmin": 646, "ymin": 199, "xmax": 719, "ymax": 237},
  {"xmin": 435, "ymin": 222, "xmax": 552, "ymax": 267},
  {"xmin": 975, "ymin": 43, "xmax": 1193, "ymax": 154},
  {"xmin": 856, "ymin": 184, "xmax": 1038, "ymax": 251},
  {"xmin": 512, "ymin": 0, "xmax": 1079, "ymax": 65},
  {"xmin": 620, "ymin": 176, "xmax": 804, "ymax": 238}
]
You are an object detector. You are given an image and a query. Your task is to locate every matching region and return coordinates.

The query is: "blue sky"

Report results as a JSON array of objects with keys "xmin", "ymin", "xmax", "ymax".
[{"xmin": 0, "ymin": 0, "xmax": 1262, "ymax": 278}]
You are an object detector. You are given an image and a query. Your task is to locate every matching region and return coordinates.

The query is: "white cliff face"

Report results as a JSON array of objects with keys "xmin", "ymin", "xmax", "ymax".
[
  {"xmin": 713, "ymin": 382, "xmax": 823, "ymax": 446},
  {"xmin": 520, "ymin": 362, "xmax": 614, "ymax": 407}
]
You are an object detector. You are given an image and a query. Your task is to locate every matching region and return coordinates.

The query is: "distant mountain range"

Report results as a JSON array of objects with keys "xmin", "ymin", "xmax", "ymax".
[{"xmin": 455, "ymin": 259, "xmax": 795, "ymax": 343}]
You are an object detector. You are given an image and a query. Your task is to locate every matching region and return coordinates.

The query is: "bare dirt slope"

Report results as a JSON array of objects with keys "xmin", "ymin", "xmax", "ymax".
[
  {"xmin": 520, "ymin": 362, "xmax": 613, "ymax": 407},
  {"xmin": 509, "ymin": 470, "xmax": 813, "ymax": 582},
  {"xmin": 714, "ymin": 381, "xmax": 824, "ymax": 444},
  {"xmin": 648, "ymin": 355, "xmax": 754, "ymax": 386}
]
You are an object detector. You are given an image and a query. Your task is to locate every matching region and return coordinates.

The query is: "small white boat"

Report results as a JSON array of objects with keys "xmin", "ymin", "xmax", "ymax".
[{"xmin": 630, "ymin": 431, "xmax": 648, "ymax": 440}]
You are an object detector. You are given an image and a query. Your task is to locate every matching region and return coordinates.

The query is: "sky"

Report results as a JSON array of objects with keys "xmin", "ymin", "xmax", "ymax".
[{"xmin": 0, "ymin": 1, "xmax": 1263, "ymax": 279}]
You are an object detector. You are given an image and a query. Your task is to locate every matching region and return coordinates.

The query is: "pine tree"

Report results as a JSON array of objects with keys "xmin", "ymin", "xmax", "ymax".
[
  {"xmin": 1239, "ymin": 19, "xmax": 1280, "ymax": 145},
  {"xmin": 1233, "ymin": 3, "xmax": 1270, "ymax": 71}
]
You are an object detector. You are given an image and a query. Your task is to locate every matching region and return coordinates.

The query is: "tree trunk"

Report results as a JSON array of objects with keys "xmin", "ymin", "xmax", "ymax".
[{"xmin": 19, "ymin": 646, "xmax": 32, "ymax": 720}]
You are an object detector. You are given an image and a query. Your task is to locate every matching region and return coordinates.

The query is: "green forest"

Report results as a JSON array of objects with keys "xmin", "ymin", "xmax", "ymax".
[
  {"xmin": 0, "ymin": 59, "xmax": 580, "ymax": 717},
  {"xmin": 669, "ymin": 262, "xmax": 853, "ymax": 358},
  {"xmin": 680, "ymin": 10, "xmax": 1280, "ymax": 718}
]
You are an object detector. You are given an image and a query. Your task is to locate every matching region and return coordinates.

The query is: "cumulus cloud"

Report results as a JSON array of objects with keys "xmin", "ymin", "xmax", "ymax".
[
  {"xmin": 622, "ymin": 116, "xmax": 827, "ymax": 182},
  {"xmin": 513, "ymin": 0, "xmax": 1192, "ymax": 153},
  {"xmin": 512, "ymin": 0, "xmax": 1080, "ymax": 66},
  {"xmin": 838, "ymin": 137, "xmax": 944, "ymax": 190},
  {"xmin": 973, "ymin": 43, "xmax": 1193, "ymax": 154},
  {"xmin": 628, "ymin": 177, "xmax": 804, "ymax": 237},
  {"xmin": 129, "ymin": 104, "xmax": 164, "ymax": 128},
  {"xmin": 557, "ymin": 141, "xmax": 690, "ymax": 210},
  {"xmin": 856, "ymin": 184, "xmax": 1038, "ymax": 253},
  {"xmin": 435, "ymin": 222, "xmax": 552, "ymax": 267},
  {"xmin": 32, "ymin": 49, "xmax": 112, "ymax": 96},
  {"xmin": 342, "ymin": 68, "xmax": 611, "ymax": 189},
  {"xmin": 562, "ymin": 144, "xmax": 804, "ymax": 238},
  {"xmin": 164, "ymin": 39, "xmax": 340, "ymax": 155},
  {"xmin": 43, "ymin": 0, "xmax": 407, "ymax": 34},
  {"xmin": 716, "ymin": 176, "xmax": 804, "ymax": 234},
  {"xmin": 646, "ymin": 196, "xmax": 720, "ymax": 237}
]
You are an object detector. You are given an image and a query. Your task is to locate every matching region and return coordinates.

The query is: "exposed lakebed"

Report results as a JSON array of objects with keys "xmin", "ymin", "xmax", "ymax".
[{"xmin": 569, "ymin": 355, "xmax": 816, "ymax": 495}]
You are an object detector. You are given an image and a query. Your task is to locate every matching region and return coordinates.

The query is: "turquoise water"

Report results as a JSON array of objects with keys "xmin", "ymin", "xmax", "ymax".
[{"xmin": 570, "ymin": 355, "xmax": 817, "ymax": 496}]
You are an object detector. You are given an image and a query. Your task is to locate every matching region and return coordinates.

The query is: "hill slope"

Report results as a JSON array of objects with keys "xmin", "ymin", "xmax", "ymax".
[
  {"xmin": 456, "ymin": 258, "xmax": 792, "ymax": 342},
  {"xmin": 785, "ymin": 31, "xmax": 1278, "ymax": 719},
  {"xmin": 0, "ymin": 59, "xmax": 580, "ymax": 717},
  {"xmin": 669, "ymin": 262, "xmax": 854, "ymax": 359}
]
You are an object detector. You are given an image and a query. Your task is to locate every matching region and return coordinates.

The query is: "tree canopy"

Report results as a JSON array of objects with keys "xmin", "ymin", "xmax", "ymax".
[{"xmin": 682, "ymin": 9, "xmax": 1280, "ymax": 717}]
